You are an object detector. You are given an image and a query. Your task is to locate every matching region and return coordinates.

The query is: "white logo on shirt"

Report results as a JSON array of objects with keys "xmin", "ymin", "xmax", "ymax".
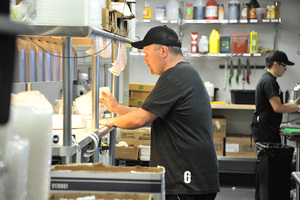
[{"xmin": 184, "ymin": 171, "xmax": 191, "ymax": 184}]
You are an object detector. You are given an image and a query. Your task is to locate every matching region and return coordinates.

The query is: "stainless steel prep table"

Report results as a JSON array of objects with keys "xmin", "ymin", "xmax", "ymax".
[{"xmin": 20, "ymin": 25, "xmax": 133, "ymax": 165}]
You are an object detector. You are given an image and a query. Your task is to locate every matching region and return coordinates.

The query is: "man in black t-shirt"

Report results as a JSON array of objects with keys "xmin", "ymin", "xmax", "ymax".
[
  {"xmin": 251, "ymin": 50, "xmax": 299, "ymax": 143},
  {"xmin": 251, "ymin": 50, "xmax": 299, "ymax": 200},
  {"xmin": 99, "ymin": 25, "xmax": 220, "ymax": 200}
]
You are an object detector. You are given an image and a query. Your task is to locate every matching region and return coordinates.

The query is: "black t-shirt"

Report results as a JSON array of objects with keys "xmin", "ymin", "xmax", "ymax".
[
  {"xmin": 254, "ymin": 71, "xmax": 283, "ymax": 133},
  {"xmin": 141, "ymin": 61, "xmax": 220, "ymax": 195}
]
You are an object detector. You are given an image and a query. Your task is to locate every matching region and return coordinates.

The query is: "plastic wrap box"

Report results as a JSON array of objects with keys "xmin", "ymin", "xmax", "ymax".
[
  {"xmin": 50, "ymin": 163, "xmax": 165, "ymax": 200},
  {"xmin": 212, "ymin": 117, "xmax": 226, "ymax": 138},
  {"xmin": 49, "ymin": 193, "xmax": 153, "ymax": 200},
  {"xmin": 225, "ymin": 136, "xmax": 257, "ymax": 158},
  {"xmin": 119, "ymin": 127, "xmax": 151, "ymax": 147},
  {"xmin": 129, "ymin": 83, "xmax": 155, "ymax": 92},
  {"xmin": 230, "ymin": 90, "xmax": 255, "ymax": 104}
]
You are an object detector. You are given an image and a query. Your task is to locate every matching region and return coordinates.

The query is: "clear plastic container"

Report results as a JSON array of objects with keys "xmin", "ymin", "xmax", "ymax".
[
  {"xmin": 166, "ymin": 0, "xmax": 179, "ymax": 20},
  {"xmin": 231, "ymin": 34, "xmax": 249, "ymax": 53}
]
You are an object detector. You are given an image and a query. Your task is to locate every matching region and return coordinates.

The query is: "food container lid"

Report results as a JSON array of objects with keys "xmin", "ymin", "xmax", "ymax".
[{"xmin": 231, "ymin": 34, "xmax": 250, "ymax": 37}]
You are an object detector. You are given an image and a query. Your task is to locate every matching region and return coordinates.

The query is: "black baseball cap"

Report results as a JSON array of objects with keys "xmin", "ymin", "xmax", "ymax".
[
  {"xmin": 131, "ymin": 25, "xmax": 182, "ymax": 49},
  {"xmin": 267, "ymin": 50, "xmax": 295, "ymax": 66}
]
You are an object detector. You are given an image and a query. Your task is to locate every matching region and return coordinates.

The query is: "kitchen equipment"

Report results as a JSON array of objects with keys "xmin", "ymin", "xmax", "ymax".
[
  {"xmin": 285, "ymin": 89, "xmax": 300, "ymax": 103},
  {"xmin": 246, "ymin": 58, "xmax": 251, "ymax": 84},
  {"xmin": 229, "ymin": 59, "xmax": 234, "ymax": 86},
  {"xmin": 236, "ymin": 58, "xmax": 241, "ymax": 84},
  {"xmin": 204, "ymin": 81, "xmax": 214, "ymax": 102},
  {"xmin": 230, "ymin": 90, "xmax": 255, "ymax": 104}
]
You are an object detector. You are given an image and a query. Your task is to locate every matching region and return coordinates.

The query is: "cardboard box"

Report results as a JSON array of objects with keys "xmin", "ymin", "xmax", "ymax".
[
  {"xmin": 49, "ymin": 193, "xmax": 153, "ymax": 200},
  {"xmin": 225, "ymin": 136, "xmax": 257, "ymax": 158},
  {"xmin": 212, "ymin": 117, "xmax": 226, "ymax": 138},
  {"xmin": 102, "ymin": 8, "xmax": 111, "ymax": 32},
  {"xmin": 129, "ymin": 83, "xmax": 155, "ymax": 92},
  {"xmin": 119, "ymin": 128, "xmax": 151, "ymax": 147},
  {"xmin": 130, "ymin": 90, "xmax": 151, "ymax": 100},
  {"xmin": 115, "ymin": 146, "xmax": 139, "ymax": 160},
  {"xmin": 129, "ymin": 99, "xmax": 145, "ymax": 107},
  {"xmin": 50, "ymin": 163, "xmax": 165, "ymax": 200},
  {"xmin": 214, "ymin": 137, "xmax": 224, "ymax": 156}
]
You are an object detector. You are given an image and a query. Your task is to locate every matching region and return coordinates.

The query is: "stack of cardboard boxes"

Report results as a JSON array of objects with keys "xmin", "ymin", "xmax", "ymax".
[
  {"xmin": 212, "ymin": 116, "xmax": 257, "ymax": 158},
  {"xmin": 116, "ymin": 127, "xmax": 151, "ymax": 160},
  {"xmin": 129, "ymin": 82, "xmax": 155, "ymax": 107},
  {"xmin": 102, "ymin": 0, "xmax": 135, "ymax": 37}
]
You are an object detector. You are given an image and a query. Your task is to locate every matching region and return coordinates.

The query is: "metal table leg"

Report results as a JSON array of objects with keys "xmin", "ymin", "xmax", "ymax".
[{"xmin": 62, "ymin": 37, "xmax": 73, "ymax": 164}]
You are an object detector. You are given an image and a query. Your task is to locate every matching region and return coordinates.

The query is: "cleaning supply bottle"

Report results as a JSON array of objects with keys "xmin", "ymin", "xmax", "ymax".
[
  {"xmin": 248, "ymin": 0, "xmax": 260, "ymax": 19},
  {"xmin": 250, "ymin": 31, "xmax": 258, "ymax": 54},
  {"xmin": 167, "ymin": 0, "xmax": 179, "ymax": 20},
  {"xmin": 193, "ymin": 0, "xmax": 206, "ymax": 19},
  {"xmin": 143, "ymin": 1, "xmax": 152, "ymax": 19},
  {"xmin": 209, "ymin": 29, "xmax": 220, "ymax": 53},
  {"xmin": 206, "ymin": 0, "xmax": 218, "ymax": 20}
]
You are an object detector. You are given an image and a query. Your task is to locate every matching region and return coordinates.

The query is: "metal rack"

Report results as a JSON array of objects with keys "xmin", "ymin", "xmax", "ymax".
[{"xmin": 21, "ymin": 25, "xmax": 134, "ymax": 165}]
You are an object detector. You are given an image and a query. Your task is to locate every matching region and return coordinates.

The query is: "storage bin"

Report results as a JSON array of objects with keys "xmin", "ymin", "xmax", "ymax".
[
  {"xmin": 230, "ymin": 90, "xmax": 255, "ymax": 104},
  {"xmin": 231, "ymin": 35, "xmax": 249, "ymax": 53}
]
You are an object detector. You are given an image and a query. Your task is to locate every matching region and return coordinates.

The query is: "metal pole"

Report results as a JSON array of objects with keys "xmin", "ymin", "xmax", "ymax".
[
  {"xmin": 62, "ymin": 37, "xmax": 73, "ymax": 164},
  {"xmin": 91, "ymin": 54, "xmax": 100, "ymax": 162},
  {"xmin": 109, "ymin": 43, "xmax": 118, "ymax": 166}
]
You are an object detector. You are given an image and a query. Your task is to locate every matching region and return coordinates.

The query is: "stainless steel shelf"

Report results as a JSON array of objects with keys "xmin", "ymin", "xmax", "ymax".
[
  {"xmin": 25, "ymin": 25, "xmax": 134, "ymax": 43},
  {"xmin": 218, "ymin": 156, "xmax": 257, "ymax": 174},
  {"xmin": 130, "ymin": 51, "xmax": 264, "ymax": 58},
  {"xmin": 136, "ymin": 18, "xmax": 282, "ymax": 24}
]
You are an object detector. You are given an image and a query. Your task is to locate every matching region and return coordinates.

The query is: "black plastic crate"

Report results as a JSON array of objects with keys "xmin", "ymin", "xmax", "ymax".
[{"xmin": 230, "ymin": 90, "xmax": 255, "ymax": 104}]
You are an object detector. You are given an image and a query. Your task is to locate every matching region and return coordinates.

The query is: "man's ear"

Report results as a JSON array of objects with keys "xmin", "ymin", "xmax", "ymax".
[{"xmin": 160, "ymin": 46, "xmax": 169, "ymax": 58}]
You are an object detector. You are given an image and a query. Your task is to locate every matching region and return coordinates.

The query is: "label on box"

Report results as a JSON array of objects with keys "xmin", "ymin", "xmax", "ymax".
[{"xmin": 226, "ymin": 143, "xmax": 239, "ymax": 153}]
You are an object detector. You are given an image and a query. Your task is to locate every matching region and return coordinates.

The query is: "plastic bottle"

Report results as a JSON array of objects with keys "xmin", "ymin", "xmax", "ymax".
[
  {"xmin": 220, "ymin": 35, "xmax": 230, "ymax": 53},
  {"xmin": 191, "ymin": 32, "xmax": 198, "ymax": 53},
  {"xmin": 143, "ymin": 1, "xmax": 152, "ymax": 19},
  {"xmin": 248, "ymin": 0, "xmax": 260, "ymax": 19},
  {"xmin": 206, "ymin": 0, "xmax": 218, "ymax": 20},
  {"xmin": 167, "ymin": 0, "xmax": 179, "ymax": 20},
  {"xmin": 198, "ymin": 35, "xmax": 209, "ymax": 54},
  {"xmin": 218, "ymin": 4, "xmax": 224, "ymax": 20},
  {"xmin": 250, "ymin": 31, "xmax": 258, "ymax": 54},
  {"xmin": 186, "ymin": 3, "xmax": 193, "ymax": 19},
  {"xmin": 241, "ymin": 3, "xmax": 249, "ymax": 20},
  {"xmin": 228, "ymin": 0, "xmax": 240, "ymax": 20},
  {"xmin": 209, "ymin": 29, "xmax": 220, "ymax": 53},
  {"xmin": 193, "ymin": 0, "xmax": 206, "ymax": 19}
]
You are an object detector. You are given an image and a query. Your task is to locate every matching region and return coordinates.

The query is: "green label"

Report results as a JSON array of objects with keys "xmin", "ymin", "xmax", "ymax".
[{"xmin": 138, "ymin": 85, "xmax": 144, "ymax": 90}]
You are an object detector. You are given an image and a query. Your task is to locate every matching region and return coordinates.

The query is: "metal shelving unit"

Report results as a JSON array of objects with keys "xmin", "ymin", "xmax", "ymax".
[{"xmin": 21, "ymin": 25, "xmax": 134, "ymax": 165}]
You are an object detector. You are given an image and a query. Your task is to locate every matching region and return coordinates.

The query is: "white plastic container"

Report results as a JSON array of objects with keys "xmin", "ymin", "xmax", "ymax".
[
  {"xmin": 198, "ymin": 35, "xmax": 208, "ymax": 54},
  {"xmin": 205, "ymin": 81, "xmax": 214, "ymax": 102},
  {"xmin": 166, "ymin": 0, "xmax": 179, "ymax": 20}
]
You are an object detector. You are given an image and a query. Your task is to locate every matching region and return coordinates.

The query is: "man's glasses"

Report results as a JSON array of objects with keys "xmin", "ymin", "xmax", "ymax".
[{"xmin": 278, "ymin": 62, "xmax": 287, "ymax": 68}]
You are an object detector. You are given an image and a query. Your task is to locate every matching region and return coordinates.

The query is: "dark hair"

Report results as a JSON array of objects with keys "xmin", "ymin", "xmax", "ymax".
[{"xmin": 266, "ymin": 60, "xmax": 275, "ymax": 69}]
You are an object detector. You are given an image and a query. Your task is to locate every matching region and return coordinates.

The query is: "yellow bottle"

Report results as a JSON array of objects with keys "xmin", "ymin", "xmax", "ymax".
[
  {"xmin": 250, "ymin": 31, "xmax": 258, "ymax": 54},
  {"xmin": 209, "ymin": 29, "xmax": 220, "ymax": 53}
]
